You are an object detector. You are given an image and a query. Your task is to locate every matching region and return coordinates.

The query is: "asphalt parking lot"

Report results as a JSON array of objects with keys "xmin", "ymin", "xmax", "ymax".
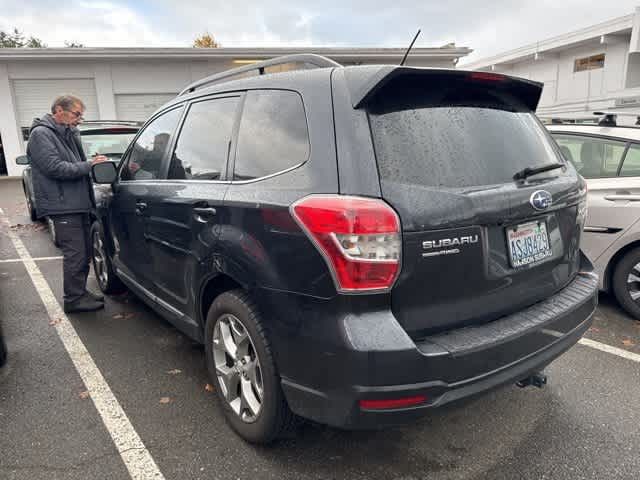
[{"xmin": 1, "ymin": 176, "xmax": 639, "ymax": 480}]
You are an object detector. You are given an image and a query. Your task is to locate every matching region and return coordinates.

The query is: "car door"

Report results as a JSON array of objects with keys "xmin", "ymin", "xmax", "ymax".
[
  {"xmin": 554, "ymin": 133, "xmax": 640, "ymax": 261},
  {"xmin": 109, "ymin": 106, "xmax": 184, "ymax": 294},
  {"xmin": 147, "ymin": 94, "xmax": 241, "ymax": 331}
]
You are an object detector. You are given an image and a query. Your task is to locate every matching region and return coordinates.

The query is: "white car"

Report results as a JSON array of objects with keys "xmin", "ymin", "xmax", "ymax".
[{"xmin": 548, "ymin": 114, "xmax": 640, "ymax": 318}]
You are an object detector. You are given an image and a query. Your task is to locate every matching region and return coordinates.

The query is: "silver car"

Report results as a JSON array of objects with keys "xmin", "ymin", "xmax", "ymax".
[{"xmin": 548, "ymin": 117, "xmax": 640, "ymax": 318}]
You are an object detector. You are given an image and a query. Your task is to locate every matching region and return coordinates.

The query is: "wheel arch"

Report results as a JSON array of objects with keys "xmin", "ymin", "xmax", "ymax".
[{"xmin": 198, "ymin": 273, "xmax": 243, "ymax": 332}]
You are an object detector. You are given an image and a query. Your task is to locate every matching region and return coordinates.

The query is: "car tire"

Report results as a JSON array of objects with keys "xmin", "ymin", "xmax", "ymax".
[
  {"xmin": 204, "ymin": 289, "xmax": 295, "ymax": 444},
  {"xmin": 23, "ymin": 184, "xmax": 37, "ymax": 222},
  {"xmin": 90, "ymin": 221, "xmax": 125, "ymax": 295},
  {"xmin": 612, "ymin": 247, "xmax": 640, "ymax": 319}
]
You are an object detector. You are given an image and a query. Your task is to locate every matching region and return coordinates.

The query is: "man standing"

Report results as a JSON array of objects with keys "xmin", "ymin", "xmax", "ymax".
[{"xmin": 27, "ymin": 95, "xmax": 107, "ymax": 313}]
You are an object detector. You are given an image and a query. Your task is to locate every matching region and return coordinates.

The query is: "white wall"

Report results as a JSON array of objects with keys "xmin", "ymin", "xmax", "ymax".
[{"xmin": 488, "ymin": 37, "xmax": 633, "ymax": 120}]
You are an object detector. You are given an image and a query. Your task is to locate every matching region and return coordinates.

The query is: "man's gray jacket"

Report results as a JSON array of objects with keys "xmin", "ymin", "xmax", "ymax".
[{"xmin": 26, "ymin": 114, "xmax": 94, "ymax": 218}]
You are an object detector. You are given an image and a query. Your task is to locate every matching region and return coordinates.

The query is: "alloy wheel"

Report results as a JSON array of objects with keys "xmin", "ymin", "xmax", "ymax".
[
  {"xmin": 627, "ymin": 262, "xmax": 640, "ymax": 303},
  {"xmin": 212, "ymin": 314, "xmax": 263, "ymax": 423},
  {"xmin": 92, "ymin": 231, "xmax": 109, "ymax": 289}
]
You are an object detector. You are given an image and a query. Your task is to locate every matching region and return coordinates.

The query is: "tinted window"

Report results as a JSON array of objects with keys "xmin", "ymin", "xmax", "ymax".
[
  {"xmin": 620, "ymin": 144, "xmax": 640, "ymax": 177},
  {"xmin": 234, "ymin": 90, "xmax": 309, "ymax": 181},
  {"xmin": 121, "ymin": 108, "xmax": 182, "ymax": 181},
  {"xmin": 370, "ymin": 107, "xmax": 561, "ymax": 188},
  {"xmin": 553, "ymin": 134, "xmax": 626, "ymax": 178},
  {"xmin": 168, "ymin": 97, "xmax": 239, "ymax": 180}
]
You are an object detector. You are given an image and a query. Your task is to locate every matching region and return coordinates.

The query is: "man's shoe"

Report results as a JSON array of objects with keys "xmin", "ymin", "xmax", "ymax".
[
  {"xmin": 85, "ymin": 289, "xmax": 104, "ymax": 302},
  {"xmin": 64, "ymin": 295, "xmax": 105, "ymax": 313}
]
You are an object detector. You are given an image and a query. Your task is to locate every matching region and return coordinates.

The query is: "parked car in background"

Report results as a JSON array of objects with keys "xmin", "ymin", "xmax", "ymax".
[
  {"xmin": 548, "ymin": 112, "xmax": 640, "ymax": 318},
  {"xmin": 88, "ymin": 55, "xmax": 597, "ymax": 443},
  {"xmin": 17, "ymin": 120, "xmax": 141, "ymax": 245}
]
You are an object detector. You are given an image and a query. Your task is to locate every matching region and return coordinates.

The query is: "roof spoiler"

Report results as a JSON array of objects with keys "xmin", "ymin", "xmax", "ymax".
[{"xmin": 346, "ymin": 66, "xmax": 544, "ymax": 111}]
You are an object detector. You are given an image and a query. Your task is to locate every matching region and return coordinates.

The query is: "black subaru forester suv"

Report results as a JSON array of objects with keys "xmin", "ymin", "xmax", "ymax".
[{"xmin": 89, "ymin": 54, "xmax": 598, "ymax": 443}]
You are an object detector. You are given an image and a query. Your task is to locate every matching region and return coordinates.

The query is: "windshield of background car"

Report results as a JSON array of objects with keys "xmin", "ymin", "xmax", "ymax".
[{"xmin": 81, "ymin": 131, "xmax": 137, "ymax": 158}]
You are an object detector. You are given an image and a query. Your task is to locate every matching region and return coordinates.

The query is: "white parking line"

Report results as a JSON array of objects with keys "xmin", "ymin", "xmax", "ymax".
[
  {"xmin": 579, "ymin": 338, "xmax": 640, "ymax": 363},
  {"xmin": 0, "ymin": 256, "xmax": 63, "ymax": 263},
  {"xmin": 0, "ymin": 209, "xmax": 165, "ymax": 480}
]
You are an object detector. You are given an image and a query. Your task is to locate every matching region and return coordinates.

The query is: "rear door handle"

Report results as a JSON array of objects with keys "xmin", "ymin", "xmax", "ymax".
[
  {"xmin": 135, "ymin": 201, "xmax": 148, "ymax": 215},
  {"xmin": 193, "ymin": 207, "xmax": 217, "ymax": 222},
  {"xmin": 193, "ymin": 207, "xmax": 217, "ymax": 216},
  {"xmin": 603, "ymin": 195, "xmax": 640, "ymax": 202}
]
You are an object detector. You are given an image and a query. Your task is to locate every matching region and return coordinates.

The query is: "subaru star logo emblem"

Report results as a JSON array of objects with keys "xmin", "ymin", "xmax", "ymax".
[{"xmin": 530, "ymin": 190, "xmax": 552, "ymax": 211}]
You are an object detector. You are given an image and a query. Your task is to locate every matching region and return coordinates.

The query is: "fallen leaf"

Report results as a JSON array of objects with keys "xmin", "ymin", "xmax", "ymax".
[
  {"xmin": 49, "ymin": 318, "xmax": 62, "ymax": 326},
  {"xmin": 159, "ymin": 397, "xmax": 172, "ymax": 404},
  {"xmin": 204, "ymin": 383, "xmax": 215, "ymax": 392},
  {"xmin": 112, "ymin": 313, "xmax": 124, "ymax": 320},
  {"xmin": 79, "ymin": 390, "xmax": 90, "ymax": 399},
  {"xmin": 167, "ymin": 369, "xmax": 182, "ymax": 375},
  {"xmin": 589, "ymin": 327, "xmax": 600, "ymax": 333},
  {"xmin": 622, "ymin": 339, "xmax": 636, "ymax": 347}
]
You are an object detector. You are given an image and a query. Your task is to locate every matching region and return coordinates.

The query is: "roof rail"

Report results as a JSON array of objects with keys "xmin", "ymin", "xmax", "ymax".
[{"xmin": 178, "ymin": 54, "xmax": 341, "ymax": 96}]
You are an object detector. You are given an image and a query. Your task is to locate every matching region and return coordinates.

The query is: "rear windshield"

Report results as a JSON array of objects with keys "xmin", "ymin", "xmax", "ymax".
[{"xmin": 369, "ymin": 106, "xmax": 562, "ymax": 189}]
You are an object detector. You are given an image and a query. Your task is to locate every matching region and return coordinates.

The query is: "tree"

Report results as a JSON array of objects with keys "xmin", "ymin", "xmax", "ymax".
[
  {"xmin": 0, "ymin": 28, "xmax": 46, "ymax": 48},
  {"xmin": 193, "ymin": 32, "xmax": 220, "ymax": 48},
  {"xmin": 65, "ymin": 41, "xmax": 85, "ymax": 48}
]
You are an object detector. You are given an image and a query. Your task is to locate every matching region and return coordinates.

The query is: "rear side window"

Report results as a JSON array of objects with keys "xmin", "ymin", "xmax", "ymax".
[
  {"xmin": 553, "ymin": 134, "xmax": 626, "ymax": 178},
  {"xmin": 121, "ymin": 107, "xmax": 182, "ymax": 181},
  {"xmin": 370, "ymin": 107, "xmax": 561, "ymax": 188},
  {"xmin": 168, "ymin": 96, "xmax": 239, "ymax": 180},
  {"xmin": 233, "ymin": 90, "xmax": 309, "ymax": 181}
]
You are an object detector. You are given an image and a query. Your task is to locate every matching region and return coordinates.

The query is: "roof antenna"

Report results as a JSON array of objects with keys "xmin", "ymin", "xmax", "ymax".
[{"xmin": 400, "ymin": 29, "xmax": 421, "ymax": 66}]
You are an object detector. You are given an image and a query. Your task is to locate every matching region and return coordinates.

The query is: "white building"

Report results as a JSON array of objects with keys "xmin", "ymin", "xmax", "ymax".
[
  {"xmin": 0, "ymin": 45, "xmax": 470, "ymax": 177},
  {"xmin": 462, "ymin": 7, "xmax": 640, "ymax": 125}
]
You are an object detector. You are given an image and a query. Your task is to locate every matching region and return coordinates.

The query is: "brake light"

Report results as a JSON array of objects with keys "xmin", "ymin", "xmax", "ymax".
[
  {"xmin": 359, "ymin": 395, "xmax": 427, "ymax": 410},
  {"xmin": 290, "ymin": 195, "xmax": 401, "ymax": 292},
  {"xmin": 469, "ymin": 71, "xmax": 506, "ymax": 82}
]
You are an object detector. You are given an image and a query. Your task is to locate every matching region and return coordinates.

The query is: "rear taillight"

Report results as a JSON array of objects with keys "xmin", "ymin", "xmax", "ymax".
[{"xmin": 290, "ymin": 195, "xmax": 401, "ymax": 293}]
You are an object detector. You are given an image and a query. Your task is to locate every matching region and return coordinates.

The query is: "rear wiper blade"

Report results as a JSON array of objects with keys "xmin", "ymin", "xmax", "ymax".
[{"xmin": 513, "ymin": 162, "xmax": 564, "ymax": 181}]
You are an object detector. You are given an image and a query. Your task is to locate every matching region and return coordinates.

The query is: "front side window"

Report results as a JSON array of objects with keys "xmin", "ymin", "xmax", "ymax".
[
  {"xmin": 120, "ymin": 107, "xmax": 183, "ymax": 181},
  {"xmin": 553, "ymin": 134, "xmax": 626, "ymax": 178},
  {"xmin": 620, "ymin": 144, "xmax": 640, "ymax": 177},
  {"xmin": 168, "ymin": 96, "xmax": 239, "ymax": 180},
  {"xmin": 233, "ymin": 90, "xmax": 309, "ymax": 181}
]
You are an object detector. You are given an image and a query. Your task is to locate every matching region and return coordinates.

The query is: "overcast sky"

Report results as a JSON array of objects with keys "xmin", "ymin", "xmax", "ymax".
[{"xmin": 0, "ymin": 0, "xmax": 639, "ymax": 62}]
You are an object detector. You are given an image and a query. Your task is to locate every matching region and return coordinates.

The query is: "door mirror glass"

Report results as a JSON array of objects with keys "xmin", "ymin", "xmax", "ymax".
[
  {"xmin": 92, "ymin": 161, "xmax": 118, "ymax": 184},
  {"xmin": 15, "ymin": 155, "xmax": 30, "ymax": 165}
]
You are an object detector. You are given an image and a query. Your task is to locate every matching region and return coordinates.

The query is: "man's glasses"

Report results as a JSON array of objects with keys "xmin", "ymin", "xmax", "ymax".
[{"xmin": 68, "ymin": 109, "xmax": 84, "ymax": 118}]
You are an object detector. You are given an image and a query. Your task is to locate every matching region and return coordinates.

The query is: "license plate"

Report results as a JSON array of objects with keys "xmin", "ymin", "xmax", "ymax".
[{"xmin": 506, "ymin": 221, "xmax": 553, "ymax": 268}]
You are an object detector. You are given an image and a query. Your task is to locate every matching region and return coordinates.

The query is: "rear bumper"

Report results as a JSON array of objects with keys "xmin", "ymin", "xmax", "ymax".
[{"xmin": 280, "ymin": 271, "xmax": 598, "ymax": 429}]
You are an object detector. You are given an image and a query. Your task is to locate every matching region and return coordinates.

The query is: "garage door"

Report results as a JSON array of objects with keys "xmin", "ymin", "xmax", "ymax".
[
  {"xmin": 115, "ymin": 94, "xmax": 176, "ymax": 122},
  {"xmin": 13, "ymin": 79, "xmax": 99, "ymax": 128}
]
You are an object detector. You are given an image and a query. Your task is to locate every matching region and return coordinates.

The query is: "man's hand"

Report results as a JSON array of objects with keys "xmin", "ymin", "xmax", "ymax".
[{"xmin": 91, "ymin": 154, "xmax": 108, "ymax": 165}]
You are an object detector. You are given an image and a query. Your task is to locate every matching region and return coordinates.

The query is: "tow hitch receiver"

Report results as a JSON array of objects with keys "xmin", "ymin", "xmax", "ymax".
[{"xmin": 516, "ymin": 372, "xmax": 548, "ymax": 389}]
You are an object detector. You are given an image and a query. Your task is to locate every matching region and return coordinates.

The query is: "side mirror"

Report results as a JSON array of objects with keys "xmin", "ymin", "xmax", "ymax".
[
  {"xmin": 92, "ymin": 161, "xmax": 118, "ymax": 184},
  {"xmin": 15, "ymin": 155, "xmax": 30, "ymax": 165}
]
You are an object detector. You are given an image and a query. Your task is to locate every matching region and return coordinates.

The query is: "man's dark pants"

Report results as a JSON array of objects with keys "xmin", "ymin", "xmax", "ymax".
[{"xmin": 51, "ymin": 213, "xmax": 91, "ymax": 304}]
